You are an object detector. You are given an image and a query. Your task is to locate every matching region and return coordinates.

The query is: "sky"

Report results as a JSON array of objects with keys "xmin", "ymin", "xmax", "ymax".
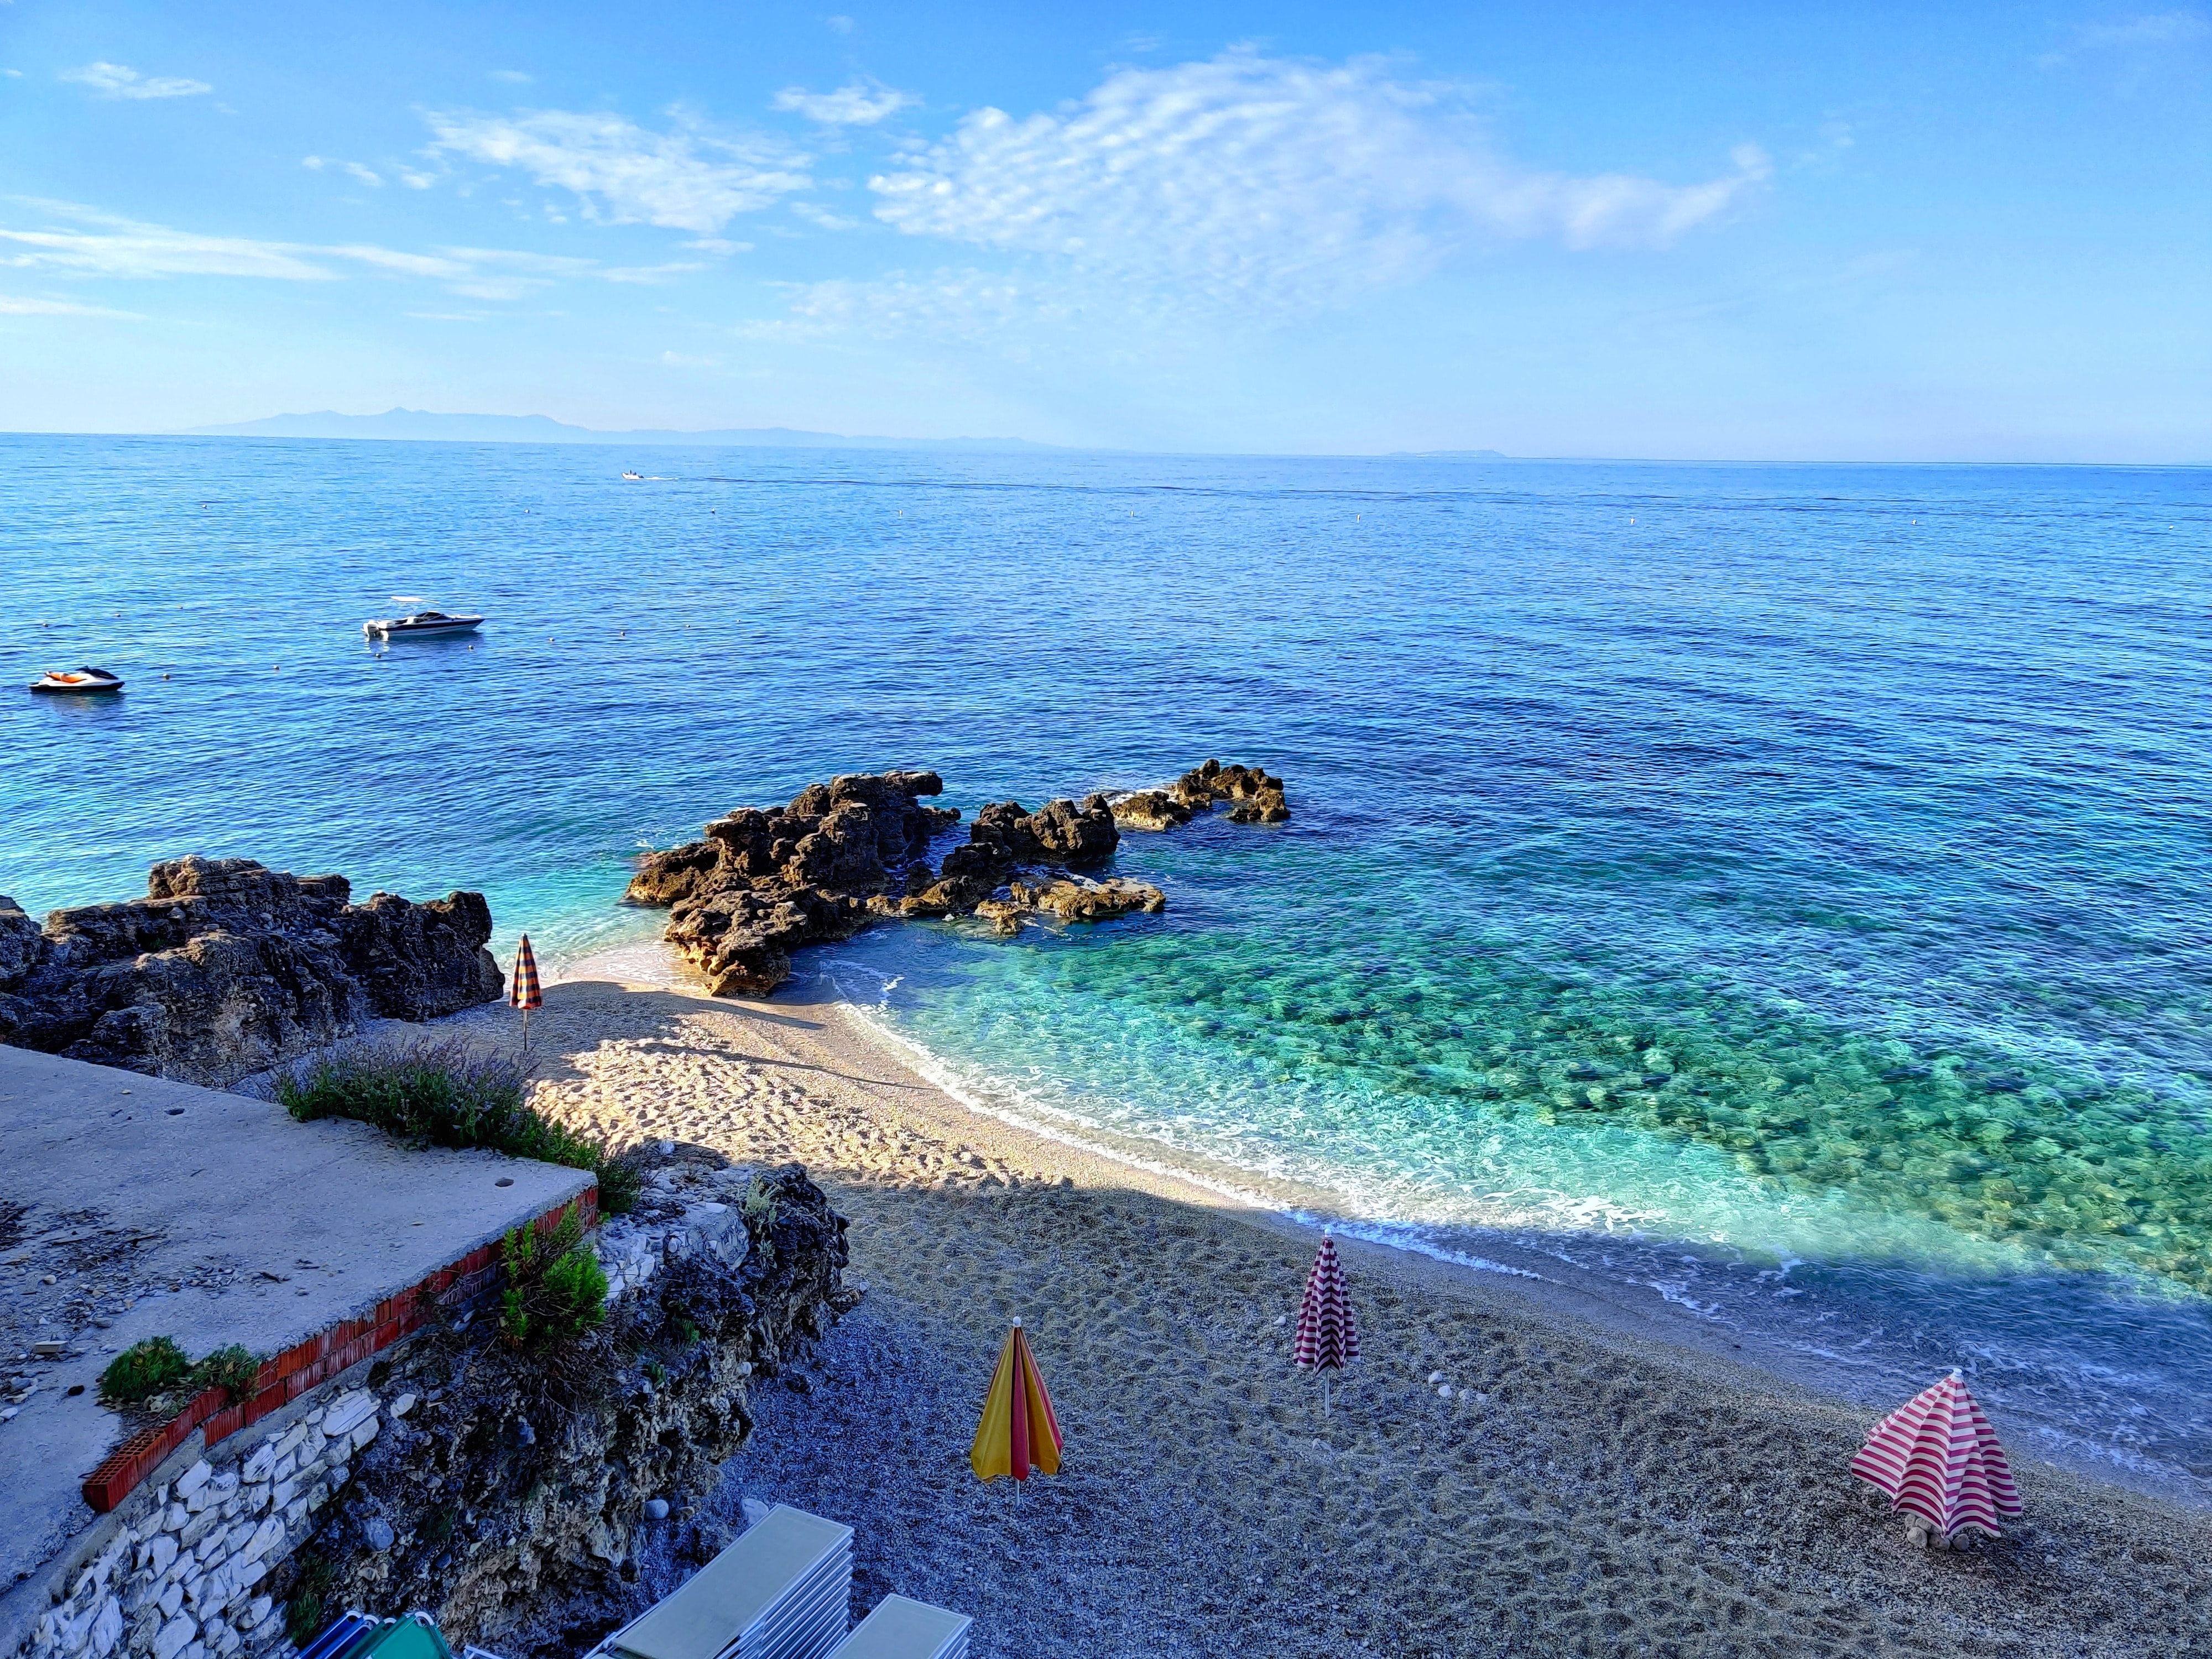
[{"xmin": 1, "ymin": 1, "xmax": 2207, "ymax": 459}]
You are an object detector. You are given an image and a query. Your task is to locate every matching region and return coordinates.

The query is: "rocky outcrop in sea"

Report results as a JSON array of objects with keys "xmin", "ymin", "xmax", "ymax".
[
  {"xmin": 624, "ymin": 772, "xmax": 1169, "ymax": 994},
  {"xmin": 1112, "ymin": 758, "xmax": 1291, "ymax": 828},
  {"xmin": 0, "ymin": 857, "xmax": 502, "ymax": 1086}
]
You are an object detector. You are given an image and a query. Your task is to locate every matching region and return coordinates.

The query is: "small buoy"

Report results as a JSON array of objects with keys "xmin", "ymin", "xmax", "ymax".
[{"xmin": 162, "ymin": 673, "xmax": 171, "ymax": 680}]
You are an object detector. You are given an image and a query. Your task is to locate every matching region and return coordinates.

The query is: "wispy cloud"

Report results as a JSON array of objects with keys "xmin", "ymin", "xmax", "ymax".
[
  {"xmin": 0, "ymin": 201, "xmax": 687, "ymax": 299},
  {"xmin": 734, "ymin": 268, "xmax": 1077, "ymax": 344},
  {"xmin": 304, "ymin": 156, "xmax": 385, "ymax": 187},
  {"xmin": 869, "ymin": 51, "xmax": 1767, "ymax": 316},
  {"xmin": 825, "ymin": 15, "xmax": 855, "ymax": 34},
  {"xmin": 790, "ymin": 201, "xmax": 860, "ymax": 230},
  {"xmin": 490, "ymin": 69, "xmax": 534, "ymax": 84},
  {"xmin": 771, "ymin": 79, "xmax": 919, "ymax": 125},
  {"xmin": 425, "ymin": 108, "xmax": 811, "ymax": 233},
  {"xmin": 60, "ymin": 61, "xmax": 212, "ymax": 100},
  {"xmin": 2078, "ymin": 9, "xmax": 2209, "ymax": 46},
  {"xmin": 0, "ymin": 294, "xmax": 141, "ymax": 317}
]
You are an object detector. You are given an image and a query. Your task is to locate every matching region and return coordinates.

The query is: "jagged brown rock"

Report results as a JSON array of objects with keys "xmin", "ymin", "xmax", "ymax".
[
  {"xmin": 0, "ymin": 857, "xmax": 502, "ymax": 1084},
  {"xmin": 627, "ymin": 775, "xmax": 1164, "ymax": 992},
  {"xmin": 1112, "ymin": 759, "xmax": 1292, "ymax": 829},
  {"xmin": 1006, "ymin": 874, "xmax": 1168, "ymax": 923},
  {"xmin": 1109, "ymin": 789, "xmax": 1194, "ymax": 831}
]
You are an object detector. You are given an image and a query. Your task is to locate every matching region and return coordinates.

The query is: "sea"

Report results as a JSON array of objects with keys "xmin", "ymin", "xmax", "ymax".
[{"xmin": 3, "ymin": 434, "xmax": 2206, "ymax": 1504}]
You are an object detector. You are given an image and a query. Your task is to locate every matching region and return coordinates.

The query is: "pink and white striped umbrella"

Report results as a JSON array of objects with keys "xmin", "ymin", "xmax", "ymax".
[
  {"xmin": 1849, "ymin": 1370, "xmax": 2022, "ymax": 1540},
  {"xmin": 1295, "ymin": 1235, "xmax": 1359, "ymax": 1413}
]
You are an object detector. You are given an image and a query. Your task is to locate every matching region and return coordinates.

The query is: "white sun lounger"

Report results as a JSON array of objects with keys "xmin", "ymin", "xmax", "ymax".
[
  {"xmin": 597, "ymin": 1506, "xmax": 853, "ymax": 1659},
  {"xmin": 822, "ymin": 1597, "xmax": 971, "ymax": 1659}
]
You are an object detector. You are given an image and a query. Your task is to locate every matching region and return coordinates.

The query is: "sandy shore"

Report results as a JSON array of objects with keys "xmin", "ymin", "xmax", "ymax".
[{"xmin": 454, "ymin": 972, "xmax": 2210, "ymax": 1658}]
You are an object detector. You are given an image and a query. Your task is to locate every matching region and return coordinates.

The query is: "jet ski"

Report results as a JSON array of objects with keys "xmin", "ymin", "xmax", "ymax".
[{"xmin": 30, "ymin": 666, "xmax": 123, "ymax": 694}]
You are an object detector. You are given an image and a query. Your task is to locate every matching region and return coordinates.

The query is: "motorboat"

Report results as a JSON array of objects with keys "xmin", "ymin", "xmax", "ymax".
[
  {"xmin": 363, "ymin": 610, "xmax": 484, "ymax": 639},
  {"xmin": 622, "ymin": 470, "xmax": 643, "ymax": 481},
  {"xmin": 30, "ymin": 666, "xmax": 123, "ymax": 694}
]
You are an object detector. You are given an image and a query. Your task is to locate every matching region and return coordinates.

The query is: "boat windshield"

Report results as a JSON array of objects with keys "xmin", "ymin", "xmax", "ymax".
[{"xmin": 413, "ymin": 611, "xmax": 451, "ymax": 621}]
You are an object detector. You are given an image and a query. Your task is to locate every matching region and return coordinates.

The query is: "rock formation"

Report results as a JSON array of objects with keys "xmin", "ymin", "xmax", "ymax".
[
  {"xmin": 626, "ymin": 773, "xmax": 1166, "ymax": 992},
  {"xmin": 0, "ymin": 857, "xmax": 503, "ymax": 1086},
  {"xmin": 1111, "ymin": 759, "xmax": 1292, "ymax": 828}
]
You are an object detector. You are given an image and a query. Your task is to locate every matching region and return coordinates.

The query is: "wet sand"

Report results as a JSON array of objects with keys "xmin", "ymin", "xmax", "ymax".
[{"xmin": 456, "ymin": 974, "xmax": 2212, "ymax": 1658}]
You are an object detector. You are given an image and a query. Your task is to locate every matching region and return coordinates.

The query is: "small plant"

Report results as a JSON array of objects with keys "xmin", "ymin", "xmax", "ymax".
[
  {"xmin": 739, "ymin": 1177, "xmax": 780, "ymax": 1270},
  {"xmin": 284, "ymin": 1552, "xmax": 336, "ymax": 1648},
  {"xmin": 276, "ymin": 1038, "xmax": 638, "ymax": 1213},
  {"xmin": 99, "ymin": 1337, "xmax": 191, "ymax": 1406},
  {"xmin": 643, "ymin": 1358, "xmax": 668, "ymax": 1387},
  {"xmin": 498, "ymin": 1202, "xmax": 607, "ymax": 1350},
  {"xmin": 100, "ymin": 1337, "xmax": 264, "ymax": 1410}
]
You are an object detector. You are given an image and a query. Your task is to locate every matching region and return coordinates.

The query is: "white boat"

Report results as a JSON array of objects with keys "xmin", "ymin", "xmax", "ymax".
[
  {"xmin": 622, "ymin": 470, "xmax": 643, "ymax": 482},
  {"xmin": 30, "ymin": 666, "xmax": 123, "ymax": 695},
  {"xmin": 363, "ymin": 609, "xmax": 484, "ymax": 638}
]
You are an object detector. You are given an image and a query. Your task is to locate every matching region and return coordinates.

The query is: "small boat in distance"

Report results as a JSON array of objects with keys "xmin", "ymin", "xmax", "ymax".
[
  {"xmin": 622, "ymin": 470, "xmax": 643, "ymax": 482},
  {"xmin": 30, "ymin": 666, "xmax": 123, "ymax": 694},
  {"xmin": 363, "ymin": 610, "xmax": 485, "ymax": 639}
]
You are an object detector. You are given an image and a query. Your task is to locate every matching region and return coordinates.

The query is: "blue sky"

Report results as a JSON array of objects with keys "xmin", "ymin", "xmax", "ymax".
[{"xmin": 1, "ymin": 1, "xmax": 2206, "ymax": 458}]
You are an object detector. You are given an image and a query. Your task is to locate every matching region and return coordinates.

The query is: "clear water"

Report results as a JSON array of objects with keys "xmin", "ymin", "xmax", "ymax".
[{"xmin": 4, "ymin": 435, "xmax": 2208, "ymax": 1499}]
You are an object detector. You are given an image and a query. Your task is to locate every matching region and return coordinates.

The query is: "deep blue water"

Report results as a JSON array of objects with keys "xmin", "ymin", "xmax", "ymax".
[{"xmin": 4, "ymin": 435, "xmax": 2208, "ymax": 1501}]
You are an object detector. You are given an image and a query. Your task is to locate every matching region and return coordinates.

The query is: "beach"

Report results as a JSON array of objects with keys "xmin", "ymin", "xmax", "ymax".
[{"xmin": 456, "ymin": 971, "xmax": 2211, "ymax": 1659}]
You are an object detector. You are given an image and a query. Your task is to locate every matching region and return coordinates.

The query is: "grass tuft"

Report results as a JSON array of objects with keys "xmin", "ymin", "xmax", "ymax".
[
  {"xmin": 276, "ymin": 1037, "xmax": 638, "ymax": 1214},
  {"xmin": 100, "ymin": 1337, "xmax": 266, "ymax": 1411}
]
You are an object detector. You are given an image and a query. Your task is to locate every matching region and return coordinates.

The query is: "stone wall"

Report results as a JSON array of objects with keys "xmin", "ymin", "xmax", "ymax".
[{"xmin": 11, "ymin": 1164, "xmax": 846, "ymax": 1659}]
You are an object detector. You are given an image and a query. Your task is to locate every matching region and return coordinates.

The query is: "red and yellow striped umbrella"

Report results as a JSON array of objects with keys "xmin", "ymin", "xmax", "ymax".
[
  {"xmin": 1849, "ymin": 1370, "xmax": 2021, "ymax": 1543},
  {"xmin": 970, "ymin": 1320, "xmax": 1062, "ymax": 1484}
]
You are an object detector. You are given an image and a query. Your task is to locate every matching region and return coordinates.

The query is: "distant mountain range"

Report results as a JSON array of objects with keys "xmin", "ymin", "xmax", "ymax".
[{"xmin": 187, "ymin": 408, "xmax": 1068, "ymax": 451}]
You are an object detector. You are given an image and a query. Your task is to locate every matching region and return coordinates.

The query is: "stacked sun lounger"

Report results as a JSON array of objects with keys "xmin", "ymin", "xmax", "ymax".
[
  {"xmin": 597, "ymin": 1505, "xmax": 854, "ymax": 1659},
  {"xmin": 823, "ymin": 1596, "xmax": 972, "ymax": 1659}
]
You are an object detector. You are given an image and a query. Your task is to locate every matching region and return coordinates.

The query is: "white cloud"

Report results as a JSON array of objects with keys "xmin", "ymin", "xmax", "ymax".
[
  {"xmin": 491, "ymin": 69, "xmax": 534, "ymax": 84},
  {"xmin": 869, "ymin": 51, "xmax": 1768, "ymax": 315},
  {"xmin": 343, "ymin": 162, "xmax": 384, "ymax": 187},
  {"xmin": 398, "ymin": 169, "xmax": 436, "ymax": 189},
  {"xmin": 734, "ymin": 268, "xmax": 1077, "ymax": 343},
  {"xmin": 2079, "ymin": 10, "xmax": 2209, "ymax": 46},
  {"xmin": 60, "ymin": 61, "xmax": 212, "ymax": 100},
  {"xmin": 305, "ymin": 156, "xmax": 384, "ymax": 187},
  {"xmin": 0, "ymin": 294, "xmax": 140, "ymax": 317},
  {"xmin": 425, "ymin": 108, "xmax": 811, "ymax": 232},
  {"xmin": 790, "ymin": 201, "xmax": 860, "ymax": 230},
  {"xmin": 771, "ymin": 80, "xmax": 919, "ymax": 125},
  {"xmin": 826, "ymin": 15, "xmax": 855, "ymax": 34},
  {"xmin": 604, "ymin": 261, "xmax": 706, "ymax": 283}
]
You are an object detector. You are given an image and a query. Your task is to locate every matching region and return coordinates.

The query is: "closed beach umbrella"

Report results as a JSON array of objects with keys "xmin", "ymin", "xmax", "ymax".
[
  {"xmin": 1295, "ymin": 1234, "xmax": 1360, "ymax": 1416},
  {"xmin": 510, "ymin": 933, "xmax": 542, "ymax": 1046},
  {"xmin": 971, "ymin": 1319, "xmax": 1063, "ymax": 1485},
  {"xmin": 1849, "ymin": 1369, "xmax": 2021, "ymax": 1544}
]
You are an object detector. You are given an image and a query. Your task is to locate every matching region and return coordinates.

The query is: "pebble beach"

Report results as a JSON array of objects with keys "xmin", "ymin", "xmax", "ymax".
[{"xmin": 459, "ymin": 973, "xmax": 2212, "ymax": 1659}]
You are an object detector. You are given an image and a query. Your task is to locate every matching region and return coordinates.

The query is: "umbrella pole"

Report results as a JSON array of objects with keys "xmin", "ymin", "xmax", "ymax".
[{"xmin": 1324, "ymin": 1373, "xmax": 1331, "ymax": 1418}]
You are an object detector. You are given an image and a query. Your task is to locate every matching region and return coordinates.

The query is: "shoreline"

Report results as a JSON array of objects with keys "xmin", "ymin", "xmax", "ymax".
[
  {"xmin": 543, "ymin": 939, "xmax": 2206, "ymax": 1514},
  {"xmin": 436, "ymin": 957, "xmax": 2211, "ymax": 1655}
]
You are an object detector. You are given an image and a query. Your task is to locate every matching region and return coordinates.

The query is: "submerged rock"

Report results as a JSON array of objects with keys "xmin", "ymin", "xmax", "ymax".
[{"xmin": 0, "ymin": 856, "xmax": 502, "ymax": 1084}]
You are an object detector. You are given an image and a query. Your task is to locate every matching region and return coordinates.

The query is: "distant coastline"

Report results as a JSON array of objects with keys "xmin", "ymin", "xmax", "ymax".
[{"xmin": 182, "ymin": 407, "xmax": 1067, "ymax": 451}]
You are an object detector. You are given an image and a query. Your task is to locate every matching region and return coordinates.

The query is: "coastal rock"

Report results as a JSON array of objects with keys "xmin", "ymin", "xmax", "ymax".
[
  {"xmin": 1109, "ymin": 790, "xmax": 1194, "ymax": 832},
  {"xmin": 627, "ymin": 774, "xmax": 1160, "ymax": 994},
  {"xmin": 1172, "ymin": 758, "xmax": 1291, "ymax": 820},
  {"xmin": 625, "ymin": 771, "xmax": 962, "ymax": 995},
  {"xmin": 1005, "ymin": 874, "xmax": 1167, "ymax": 923},
  {"xmin": 0, "ymin": 857, "xmax": 503, "ymax": 1085}
]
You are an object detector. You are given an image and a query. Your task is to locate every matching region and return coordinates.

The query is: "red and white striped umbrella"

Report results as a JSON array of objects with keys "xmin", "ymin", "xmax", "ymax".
[
  {"xmin": 1849, "ymin": 1370, "xmax": 2021, "ymax": 1541},
  {"xmin": 1295, "ymin": 1235, "xmax": 1359, "ymax": 1415}
]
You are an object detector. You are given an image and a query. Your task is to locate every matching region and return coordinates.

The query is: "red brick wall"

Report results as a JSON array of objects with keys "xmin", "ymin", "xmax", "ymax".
[{"xmin": 82, "ymin": 1188, "xmax": 596, "ymax": 1512}]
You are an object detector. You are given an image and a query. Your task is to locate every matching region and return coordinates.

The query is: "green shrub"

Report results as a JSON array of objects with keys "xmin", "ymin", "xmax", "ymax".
[
  {"xmin": 739, "ymin": 1177, "xmax": 780, "ymax": 1270},
  {"xmin": 276, "ymin": 1038, "xmax": 638, "ymax": 1213},
  {"xmin": 497, "ymin": 1202, "xmax": 606, "ymax": 1350},
  {"xmin": 100, "ymin": 1338, "xmax": 264, "ymax": 1410},
  {"xmin": 100, "ymin": 1337, "xmax": 191, "ymax": 1406},
  {"xmin": 284, "ymin": 1553, "xmax": 336, "ymax": 1648}
]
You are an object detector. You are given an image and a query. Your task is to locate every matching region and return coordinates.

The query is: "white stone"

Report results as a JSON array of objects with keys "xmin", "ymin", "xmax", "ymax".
[
  {"xmin": 149, "ymin": 1534, "xmax": 179, "ymax": 1575},
  {"xmin": 90, "ymin": 1600, "xmax": 122, "ymax": 1659},
  {"xmin": 181, "ymin": 1643, "xmax": 205, "ymax": 1659},
  {"xmin": 243, "ymin": 1599, "xmax": 272, "ymax": 1632},
  {"xmin": 349, "ymin": 1418, "xmax": 379, "ymax": 1452},
  {"xmin": 321, "ymin": 1394, "xmax": 378, "ymax": 1438},
  {"xmin": 1437, "ymin": 1384, "xmax": 1454, "ymax": 1399},
  {"xmin": 643, "ymin": 1499, "xmax": 670, "ymax": 1521},
  {"xmin": 234, "ymin": 1558, "xmax": 268, "ymax": 1592},
  {"xmin": 163, "ymin": 1506, "xmax": 189, "ymax": 1535},
  {"xmin": 269, "ymin": 1455, "xmax": 296, "ymax": 1485},
  {"xmin": 158, "ymin": 1584, "xmax": 183, "ymax": 1620},
  {"xmin": 270, "ymin": 1479, "xmax": 297, "ymax": 1511},
  {"xmin": 300, "ymin": 1429, "xmax": 327, "ymax": 1463},
  {"xmin": 174, "ymin": 1463, "xmax": 212, "ymax": 1501},
  {"xmin": 304, "ymin": 1406, "xmax": 325, "ymax": 1428},
  {"xmin": 239, "ymin": 1519, "xmax": 284, "ymax": 1564},
  {"xmin": 241, "ymin": 1443, "xmax": 279, "ymax": 1484},
  {"xmin": 242, "ymin": 1483, "xmax": 272, "ymax": 1515},
  {"xmin": 283, "ymin": 1499, "xmax": 309, "ymax": 1530},
  {"xmin": 390, "ymin": 1394, "xmax": 418, "ymax": 1419},
  {"xmin": 153, "ymin": 1616, "xmax": 195, "ymax": 1659},
  {"xmin": 208, "ymin": 1472, "xmax": 239, "ymax": 1500}
]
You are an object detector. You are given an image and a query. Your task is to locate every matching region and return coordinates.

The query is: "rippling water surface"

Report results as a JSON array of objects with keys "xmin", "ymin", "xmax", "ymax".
[{"xmin": 3, "ymin": 435, "xmax": 2207, "ymax": 1499}]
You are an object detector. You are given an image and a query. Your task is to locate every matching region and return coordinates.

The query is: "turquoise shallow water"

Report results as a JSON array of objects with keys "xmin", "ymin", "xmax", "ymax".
[{"xmin": 3, "ymin": 435, "xmax": 2208, "ymax": 1499}]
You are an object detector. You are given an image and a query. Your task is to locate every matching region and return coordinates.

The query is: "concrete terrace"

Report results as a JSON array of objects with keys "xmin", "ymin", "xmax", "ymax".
[{"xmin": 0, "ymin": 1045, "xmax": 592, "ymax": 1607}]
